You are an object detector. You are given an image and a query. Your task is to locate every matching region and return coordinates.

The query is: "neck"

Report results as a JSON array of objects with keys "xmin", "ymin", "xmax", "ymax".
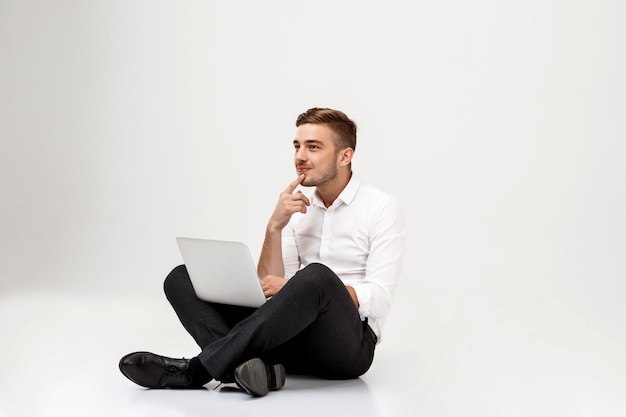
[{"xmin": 316, "ymin": 171, "xmax": 352, "ymax": 208}]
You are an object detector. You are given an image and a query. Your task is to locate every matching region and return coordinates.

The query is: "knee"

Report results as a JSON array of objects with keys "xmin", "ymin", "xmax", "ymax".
[
  {"xmin": 163, "ymin": 264, "xmax": 188, "ymax": 297},
  {"xmin": 295, "ymin": 263, "xmax": 342, "ymax": 290},
  {"xmin": 300, "ymin": 262, "xmax": 332, "ymax": 276}
]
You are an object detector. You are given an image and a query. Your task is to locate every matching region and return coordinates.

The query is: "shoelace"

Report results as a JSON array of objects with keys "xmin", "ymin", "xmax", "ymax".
[{"xmin": 160, "ymin": 365, "xmax": 193, "ymax": 387}]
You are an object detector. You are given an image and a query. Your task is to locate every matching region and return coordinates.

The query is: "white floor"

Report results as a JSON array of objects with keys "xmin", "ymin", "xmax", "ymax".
[{"xmin": 1, "ymin": 291, "xmax": 625, "ymax": 417}]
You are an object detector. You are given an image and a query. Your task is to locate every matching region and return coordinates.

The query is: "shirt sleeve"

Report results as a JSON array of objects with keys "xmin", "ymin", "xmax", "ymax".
[
  {"xmin": 350, "ymin": 197, "xmax": 406, "ymax": 322},
  {"xmin": 281, "ymin": 218, "xmax": 301, "ymax": 279}
]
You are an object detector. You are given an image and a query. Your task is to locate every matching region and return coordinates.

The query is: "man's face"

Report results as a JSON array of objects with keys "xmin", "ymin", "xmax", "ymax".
[{"xmin": 293, "ymin": 123, "xmax": 342, "ymax": 187}]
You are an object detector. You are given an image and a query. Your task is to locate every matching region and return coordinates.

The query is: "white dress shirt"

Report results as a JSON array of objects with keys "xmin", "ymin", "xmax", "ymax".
[{"xmin": 281, "ymin": 176, "xmax": 406, "ymax": 343}]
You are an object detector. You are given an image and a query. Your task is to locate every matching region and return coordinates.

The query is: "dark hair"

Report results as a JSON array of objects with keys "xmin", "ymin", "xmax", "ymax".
[{"xmin": 296, "ymin": 108, "xmax": 357, "ymax": 151}]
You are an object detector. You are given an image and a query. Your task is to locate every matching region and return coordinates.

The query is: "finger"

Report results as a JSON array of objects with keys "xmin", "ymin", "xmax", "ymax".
[
  {"xmin": 295, "ymin": 190, "xmax": 310, "ymax": 206},
  {"xmin": 288, "ymin": 202, "xmax": 307, "ymax": 214},
  {"xmin": 288, "ymin": 197, "xmax": 309, "ymax": 211},
  {"xmin": 284, "ymin": 174, "xmax": 305, "ymax": 194}
]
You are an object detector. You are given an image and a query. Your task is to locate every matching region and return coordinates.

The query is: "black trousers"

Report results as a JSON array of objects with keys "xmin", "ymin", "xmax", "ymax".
[{"xmin": 164, "ymin": 263, "xmax": 377, "ymax": 380}]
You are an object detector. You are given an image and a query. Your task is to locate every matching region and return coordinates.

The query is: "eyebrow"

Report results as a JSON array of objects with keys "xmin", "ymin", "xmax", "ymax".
[{"xmin": 293, "ymin": 139, "xmax": 324, "ymax": 146}]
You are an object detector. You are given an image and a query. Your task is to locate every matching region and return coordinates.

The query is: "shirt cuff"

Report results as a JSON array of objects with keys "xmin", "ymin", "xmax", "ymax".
[{"xmin": 351, "ymin": 284, "xmax": 372, "ymax": 321}]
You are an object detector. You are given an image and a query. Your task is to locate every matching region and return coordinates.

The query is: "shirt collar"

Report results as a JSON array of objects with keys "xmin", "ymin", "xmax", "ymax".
[{"xmin": 310, "ymin": 175, "xmax": 361, "ymax": 208}]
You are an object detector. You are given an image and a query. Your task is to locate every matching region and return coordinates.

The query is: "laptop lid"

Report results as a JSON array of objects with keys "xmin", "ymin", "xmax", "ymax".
[{"xmin": 176, "ymin": 237, "xmax": 267, "ymax": 308}]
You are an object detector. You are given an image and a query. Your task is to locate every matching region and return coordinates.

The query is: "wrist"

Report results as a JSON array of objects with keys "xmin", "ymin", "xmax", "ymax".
[
  {"xmin": 266, "ymin": 222, "xmax": 283, "ymax": 235},
  {"xmin": 346, "ymin": 286, "xmax": 360, "ymax": 309}
]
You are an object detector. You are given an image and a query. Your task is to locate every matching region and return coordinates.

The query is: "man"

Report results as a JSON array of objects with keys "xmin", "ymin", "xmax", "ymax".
[{"xmin": 119, "ymin": 107, "xmax": 406, "ymax": 397}]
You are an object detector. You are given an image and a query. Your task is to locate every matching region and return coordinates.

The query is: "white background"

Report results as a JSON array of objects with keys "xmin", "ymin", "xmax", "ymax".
[{"xmin": 1, "ymin": 1, "xmax": 625, "ymax": 416}]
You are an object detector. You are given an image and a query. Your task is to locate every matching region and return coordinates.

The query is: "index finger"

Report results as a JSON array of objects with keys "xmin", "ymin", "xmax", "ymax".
[{"xmin": 284, "ymin": 174, "xmax": 305, "ymax": 193}]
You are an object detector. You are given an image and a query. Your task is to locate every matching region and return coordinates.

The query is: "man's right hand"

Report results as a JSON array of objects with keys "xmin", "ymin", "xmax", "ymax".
[
  {"xmin": 260, "ymin": 275, "xmax": 288, "ymax": 297},
  {"xmin": 267, "ymin": 175, "xmax": 310, "ymax": 231}
]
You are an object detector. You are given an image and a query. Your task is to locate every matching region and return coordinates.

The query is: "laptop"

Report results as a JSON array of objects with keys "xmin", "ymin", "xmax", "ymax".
[{"xmin": 176, "ymin": 237, "xmax": 267, "ymax": 308}]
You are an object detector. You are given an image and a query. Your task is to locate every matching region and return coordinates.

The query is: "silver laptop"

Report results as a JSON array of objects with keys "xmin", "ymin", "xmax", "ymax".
[{"xmin": 176, "ymin": 237, "xmax": 267, "ymax": 308}]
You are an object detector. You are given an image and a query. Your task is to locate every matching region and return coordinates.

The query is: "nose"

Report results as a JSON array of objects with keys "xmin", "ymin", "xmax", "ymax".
[{"xmin": 295, "ymin": 147, "xmax": 307, "ymax": 162}]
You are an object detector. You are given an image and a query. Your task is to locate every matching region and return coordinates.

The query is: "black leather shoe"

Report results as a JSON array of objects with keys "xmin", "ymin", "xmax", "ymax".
[
  {"xmin": 119, "ymin": 351, "xmax": 205, "ymax": 389},
  {"xmin": 234, "ymin": 358, "xmax": 285, "ymax": 397}
]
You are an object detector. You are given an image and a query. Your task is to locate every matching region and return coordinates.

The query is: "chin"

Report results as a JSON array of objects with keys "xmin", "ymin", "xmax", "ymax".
[{"xmin": 301, "ymin": 177, "xmax": 316, "ymax": 187}]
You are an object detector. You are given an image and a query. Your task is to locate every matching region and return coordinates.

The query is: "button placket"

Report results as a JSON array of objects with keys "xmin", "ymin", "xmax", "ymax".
[{"xmin": 319, "ymin": 208, "xmax": 332, "ymax": 263}]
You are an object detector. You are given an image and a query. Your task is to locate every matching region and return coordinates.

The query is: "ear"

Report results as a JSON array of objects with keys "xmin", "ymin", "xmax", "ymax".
[{"xmin": 338, "ymin": 147, "xmax": 354, "ymax": 167}]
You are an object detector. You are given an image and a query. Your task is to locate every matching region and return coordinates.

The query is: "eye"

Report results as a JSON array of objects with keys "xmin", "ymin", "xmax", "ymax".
[{"xmin": 309, "ymin": 145, "xmax": 318, "ymax": 150}]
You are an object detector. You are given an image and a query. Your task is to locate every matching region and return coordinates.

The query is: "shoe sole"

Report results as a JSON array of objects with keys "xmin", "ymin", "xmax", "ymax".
[
  {"xmin": 234, "ymin": 358, "xmax": 285, "ymax": 397},
  {"xmin": 269, "ymin": 363, "xmax": 286, "ymax": 391}
]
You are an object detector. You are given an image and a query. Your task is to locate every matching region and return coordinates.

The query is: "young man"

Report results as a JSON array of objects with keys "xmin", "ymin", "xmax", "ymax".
[{"xmin": 119, "ymin": 108, "xmax": 406, "ymax": 397}]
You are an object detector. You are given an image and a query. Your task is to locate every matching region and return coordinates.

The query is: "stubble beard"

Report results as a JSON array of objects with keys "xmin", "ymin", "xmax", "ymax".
[{"xmin": 300, "ymin": 163, "xmax": 339, "ymax": 188}]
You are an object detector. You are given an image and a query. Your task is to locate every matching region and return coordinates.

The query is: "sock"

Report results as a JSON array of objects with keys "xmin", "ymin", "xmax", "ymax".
[{"xmin": 188, "ymin": 357, "xmax": 212, "ymax": 385}]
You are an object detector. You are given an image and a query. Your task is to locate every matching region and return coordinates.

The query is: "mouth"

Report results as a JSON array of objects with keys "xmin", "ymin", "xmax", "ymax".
[{"xmin": 297, "ymin": 167, "xmax": 311, "ymax": 174}]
